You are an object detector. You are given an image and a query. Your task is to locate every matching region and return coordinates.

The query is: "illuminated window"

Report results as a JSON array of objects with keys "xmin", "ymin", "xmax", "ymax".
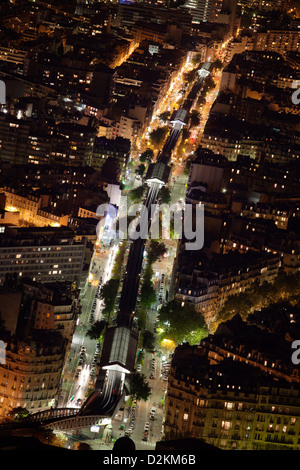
[
  {"xmin": 225, "ymin": 402, "xmax": 234, "ymax": 409},
  {"xmin": 183, "ymin": 413, "xmax": 188, "ymax": 421},
  {"xmin": 222, "ymin": 421, "xmax": 231, "ymax": 430}
]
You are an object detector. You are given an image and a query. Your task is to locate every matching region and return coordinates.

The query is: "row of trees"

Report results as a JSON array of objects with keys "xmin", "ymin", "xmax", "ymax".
[
  {"xmin": 86, "ymin": 241, "xmax": 127, "ymax": 341},
  {"xmin": 128, "ymin": 240, "xmax": 170, "ymax": 404},
  {"xmin": 215, "ymin": 271, "xmax": 300, "ymax": 328},
  {"xmin": 138, "ymin": 240, "xmax": 167, "ymax": 348}
]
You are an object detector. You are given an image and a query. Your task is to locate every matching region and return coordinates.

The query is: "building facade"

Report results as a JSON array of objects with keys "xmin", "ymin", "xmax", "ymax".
[
  {"xmin": 163, "ymin": 328, "xmax": 300, "ymax": 450},
  {"xmin": 0, "ymin": 331, "xmax": 66, "ymax": 419},
  {"xmin": 0, "ymin": 227, "xmax": 86, "ymax": 286}
]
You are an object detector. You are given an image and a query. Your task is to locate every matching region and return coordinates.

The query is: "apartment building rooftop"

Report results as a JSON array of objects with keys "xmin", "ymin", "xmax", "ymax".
[{"xmin": 0, "ymin": 226, "xmax": 83, "ymax": 246}]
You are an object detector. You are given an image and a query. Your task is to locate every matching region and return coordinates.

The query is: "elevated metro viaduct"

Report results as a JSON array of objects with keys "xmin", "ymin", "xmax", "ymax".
[{"xmin": 0, "ymin": 61, "xmax": 212, "ymax": 433}]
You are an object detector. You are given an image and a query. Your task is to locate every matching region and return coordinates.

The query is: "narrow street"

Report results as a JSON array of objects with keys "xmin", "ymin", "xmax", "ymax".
[{"xmin": 58, "ymin": 245, "xmax": 117, "ymax": 409}]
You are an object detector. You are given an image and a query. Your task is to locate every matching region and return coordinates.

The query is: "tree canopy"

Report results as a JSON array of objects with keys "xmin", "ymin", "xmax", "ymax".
[
  {"xmin": 159, "ymin": 111, "xmax": 171, "ymax": 122},
  {"xmin": 87, "ymin": 320, "xmax": 108, "ymax": 340},
  {"xmin": 191, "ymin": 54, "xmax": 203, "ymax": 67},
  {"xmin": 158, "ymin": 299, "xmax": 208, "ymax": 345},
  {"xmin": 147, "ymin": 240, "xmax": 167, "ymax": 265},
  {"xmin": 135, "ymin": 163, "xmax": 146, "ymax": 177},
  {"xmin": 140, "ymin": 265, "xmax": 157, "ymax": 310},
  {"xmin": 149, "ymin": 126, "xmax": 169, "ymax": 146},
  {"xmin": 141, "ymin": 329, "xmax": 156, "ymax": 352},
  {"xmin": 159, "ymin": 186, "xmax": 171, "ymax": 204},
  {"xmin": 212, "ymin": 58, "xmax": 223, "ymax": 70},
  {"xmin": 111, "ymin": 241, "xmax": 127, "ymax": 279},
  {"xmin": 189, "ymin": 110, "xmax": 201, "ymax": 128},
  {"xmin": 8, "ymin": 407, "xmax": 30, "ymax": 422},
  {"xmin": 100, "ymin": 278, "xmax": 119, "ymax": 318},
  {"xmin": 129, "ymin": 372, "xmax": 151, "ymax": 402},
  {"xmin": 128, "ymin": 185, "xmax": 145, "ymax": 203},
  {"xmin": 215, "ymin": 271, "xmax": 300, "ymax": 326},
  {"xmin": 139, "ymin": 149, "xmax": 153, "ymax": 164}
]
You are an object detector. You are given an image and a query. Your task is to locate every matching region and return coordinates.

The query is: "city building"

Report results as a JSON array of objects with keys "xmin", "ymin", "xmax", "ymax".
[
  {"xmin": 163, "ymin": 315, "xmax": 300, "ymax": 450},
  {"xmin": 0, "ymin": 330, "xmax": 66, "ymax": 418},
  {"xmin": 0, "ymin": 226, "xmax": 87, "ymax": 286},
  {"xmin": 174, "ymin": 251, "xmax": 280, "ymax": 326}
]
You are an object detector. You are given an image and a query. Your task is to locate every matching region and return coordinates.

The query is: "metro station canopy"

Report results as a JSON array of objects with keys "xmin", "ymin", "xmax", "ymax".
[
  {"xmin": 145, "ymin": 161, "xmax": 171, "ymax": 186},
  {"xmin": 99, "ymin": 326, "xmax": 139, "ymax": 374}
]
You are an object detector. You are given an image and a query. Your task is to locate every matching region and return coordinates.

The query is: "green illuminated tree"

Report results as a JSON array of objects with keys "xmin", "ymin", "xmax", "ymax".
[
  {"xmin": 191, "ymin": 54, "xmax": 202, "ymax": 67},
  {"xmin": 10, "ymin": 407, "xmax": 30, "ymax": 422},
  {"xmin": 100, "ymin": 278, "xmax": 119, "ymax": 318},
  {"xmin": 111, "ymin": 241, "xmax": 127, "ymax": 279},
  {"xmin": 158, "ymin": 299, "xmax": 208, "ymax": 345},
  {"xmin": 140, "ymin": 266, "xmax": 157, "ymax": 309}
]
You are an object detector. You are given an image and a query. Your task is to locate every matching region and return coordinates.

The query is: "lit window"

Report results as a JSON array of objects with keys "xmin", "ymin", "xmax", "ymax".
[
  {"xmin": 222, "ymin": 421, "xmax": 231, "ymax": 430},
  {"xmin": 226, "ymin": 402, "xmax": 234, "ymax": 409}
]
